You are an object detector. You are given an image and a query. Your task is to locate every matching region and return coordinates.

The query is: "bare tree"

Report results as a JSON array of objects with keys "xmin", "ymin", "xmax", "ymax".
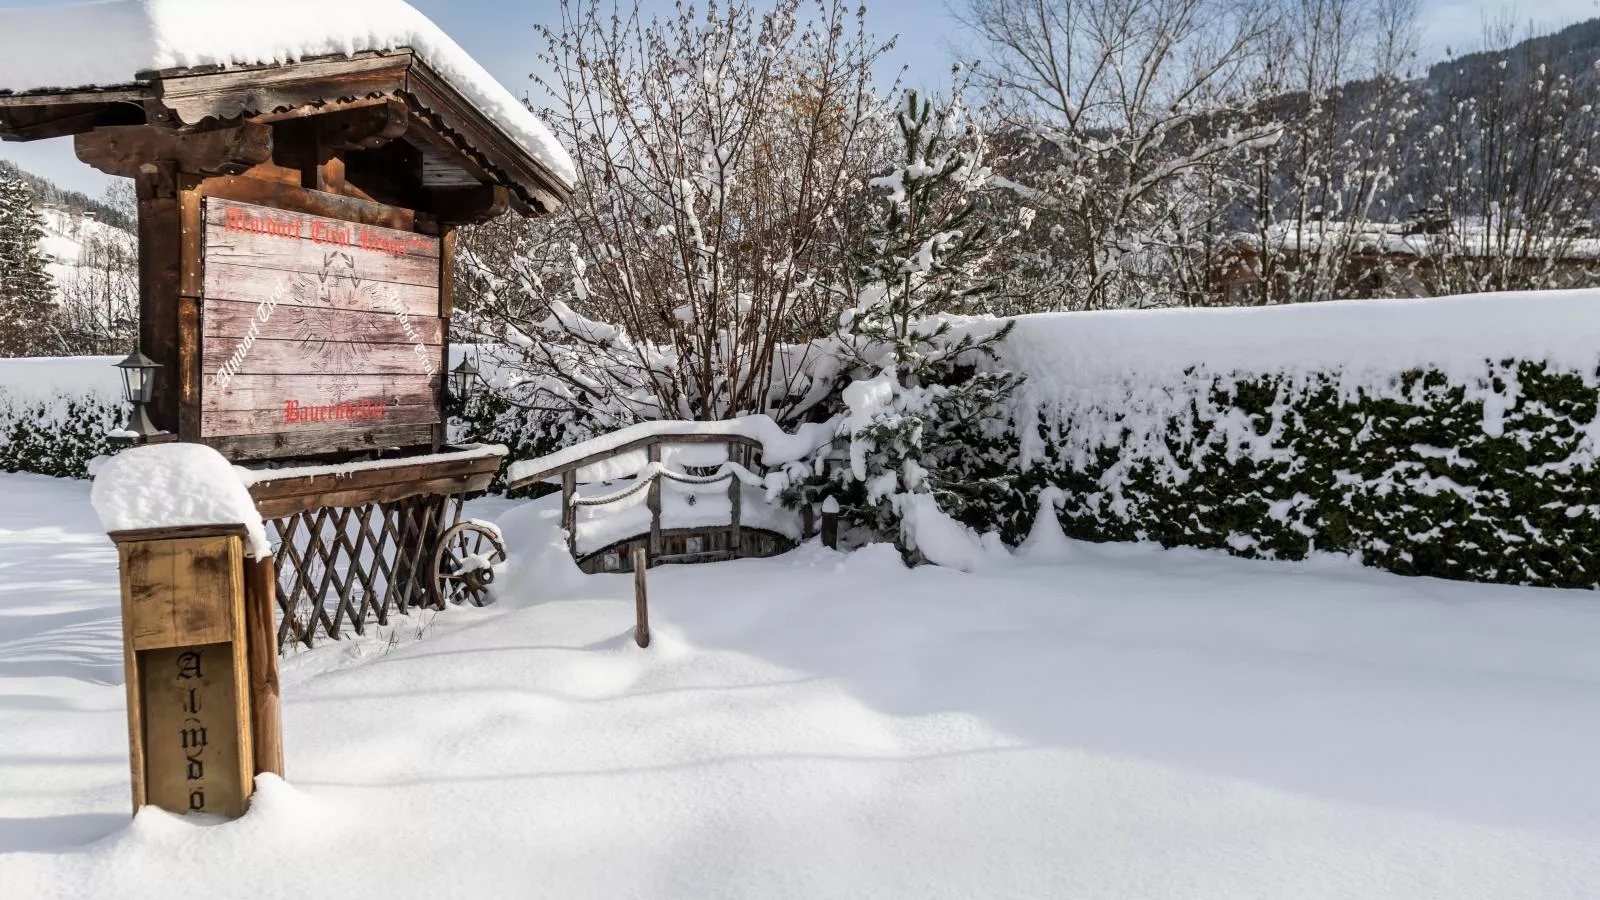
[
  {"xmin": 1412, "ymin": 18, "xmax": 1600, "ymax": 295},
  {"xmin": 1237, "ymin": 0, "xmax": 1423, "ymax": 304},
  {"xmin": 962, "ymin": 0, "xmax": 1282, "ymax": 310},
  {"xmin": 465, "ymin": 0, "xmax": 895, "ymax": 433}
]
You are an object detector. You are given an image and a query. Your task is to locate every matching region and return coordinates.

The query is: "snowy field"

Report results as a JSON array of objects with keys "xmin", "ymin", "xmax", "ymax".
[{"xmin": 2, "ymin": 472, "xmax": 1600, "ymax": 898}]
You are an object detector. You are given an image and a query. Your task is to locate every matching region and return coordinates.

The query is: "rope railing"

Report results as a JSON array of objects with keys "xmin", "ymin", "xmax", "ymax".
[{"xmin": 571, "ymin": 460, "xmax": 766, "ymax": 507}]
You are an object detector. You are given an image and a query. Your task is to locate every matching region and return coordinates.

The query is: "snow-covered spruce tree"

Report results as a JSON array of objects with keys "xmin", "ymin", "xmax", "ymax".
[
  {"xmin": 786, "ymin": 89, "xmax": 1021, "ymax": 564},
  {"xmin": 0, "ymin": 172, "xmax": 55, "ymax": 357}
]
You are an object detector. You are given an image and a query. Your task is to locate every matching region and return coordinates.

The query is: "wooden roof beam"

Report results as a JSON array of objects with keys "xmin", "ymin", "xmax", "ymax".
[{"xmin": 76, "ymin": 121, "xmax": 273, "ymax": 179}]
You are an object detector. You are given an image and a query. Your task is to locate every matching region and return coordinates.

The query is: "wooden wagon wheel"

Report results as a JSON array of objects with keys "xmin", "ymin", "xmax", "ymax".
[{"xmin": 432, "ymin": 521, "xmax": 507, "ymax": 607}]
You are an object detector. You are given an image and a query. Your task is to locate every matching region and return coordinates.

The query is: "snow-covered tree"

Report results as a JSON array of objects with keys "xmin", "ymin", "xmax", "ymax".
[
  {"xmin": 0, "ymin": 173, "xmax": 55, "ymax": 356},
  {"xmin": 1408, "ymin": 19, "xmax": 1600, "ymax": 295},
  {"xmin": 785, "ymin": 89, "xmax": 1021, "ymax": 559},
  {"xmin": 1234, "ymin": 0, "xmax": 1424, "ymax": 304},
  {"xmin": 962, "ymin": 0, "xmax": 1282, "ymax": 311}
]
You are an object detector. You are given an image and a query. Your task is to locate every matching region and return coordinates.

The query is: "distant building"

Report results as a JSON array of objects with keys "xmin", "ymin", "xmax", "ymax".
[{"xmin": 1213, "ymin": 218, "xmax": 1600, "ymax": 302}]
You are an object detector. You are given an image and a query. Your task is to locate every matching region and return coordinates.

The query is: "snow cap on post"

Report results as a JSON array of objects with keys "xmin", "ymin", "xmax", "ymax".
[{"xmin": 91, "ymin": 443, "xmax": 271, "ymax": 559}]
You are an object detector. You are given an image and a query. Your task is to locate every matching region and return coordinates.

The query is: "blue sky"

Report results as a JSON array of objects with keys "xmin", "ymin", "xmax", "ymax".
[{"xmin": 2, "ymin": 0, "xmax": 1596, "ymax": 195}]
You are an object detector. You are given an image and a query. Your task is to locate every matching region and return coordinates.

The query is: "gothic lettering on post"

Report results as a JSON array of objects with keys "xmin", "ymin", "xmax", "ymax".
[
  {"xmin": 176, "ymin": 650, "xmax": 202, "ymax": 680},
  {"xmin": 142, "ymin": 644, "xmax": 242, "ymax": 817}
]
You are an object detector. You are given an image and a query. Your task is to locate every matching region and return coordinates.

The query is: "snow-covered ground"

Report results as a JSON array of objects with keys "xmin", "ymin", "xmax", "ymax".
[{"xmin": 2, "ymin": 471, "xmax": 1599, "ymax": 898}]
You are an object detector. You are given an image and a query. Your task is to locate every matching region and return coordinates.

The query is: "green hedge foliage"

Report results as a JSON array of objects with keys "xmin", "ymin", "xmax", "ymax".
[
  {"xmin": 946, "ymin": 359, "xmax": 1600, "ymax": 589},
  {"xmin": 0, "ymin": 394, "xmax": 119, "ymax": 479}
]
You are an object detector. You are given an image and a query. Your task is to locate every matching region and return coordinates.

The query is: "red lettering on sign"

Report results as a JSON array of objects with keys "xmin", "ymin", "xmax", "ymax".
[
  {"xmin": 223, "ymin": 205, "xmax": 303, "ymax": 240},
  {"xmin": 283, "ymin": 399, "xmax": 389, "ymax": 424}
]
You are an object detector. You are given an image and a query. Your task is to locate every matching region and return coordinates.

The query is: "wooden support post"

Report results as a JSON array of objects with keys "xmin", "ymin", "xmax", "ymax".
[
  {"xmin": 821, "ymin": 501, "xmax": 840, "ymax": 551},
  {"xmin": 647, "ymin": 444, "xmax": 663, "ymax": 560},
  {"xmin": 135, "ymin": 160, "xmax": 182, "ymax": 434},
  {"xmin": 243, "ymin": 556, "xmax": 284, "ymax": 779},
  {"xmin": 561, "ymin": 470, "xmax": 577, "ymax": 555},
  {"xmin": 727, "ymin": 442, "xmax": 742, "ymax": 554},
  {"xmin": 632, "ymin": 546, "xmax": 650, "ymax": 648},
  {"xmin": 111, "ymin": 524, "xmax": 258, "ymax": 818}
]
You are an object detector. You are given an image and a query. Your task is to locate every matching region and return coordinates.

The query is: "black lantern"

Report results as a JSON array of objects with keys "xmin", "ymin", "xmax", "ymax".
[
  {"xmin": 112, "ymin": 350, "xmax": 163, "ymax": 445},
  {"xmin": 448, "ymin": 356, "xmax": 480, "ymax": 410}
]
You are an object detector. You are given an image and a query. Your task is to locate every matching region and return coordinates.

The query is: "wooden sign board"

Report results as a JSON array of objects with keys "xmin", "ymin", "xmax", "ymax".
[{"xmin": 199, "ymin": 198, "xmax": 444, "ymax": 460}]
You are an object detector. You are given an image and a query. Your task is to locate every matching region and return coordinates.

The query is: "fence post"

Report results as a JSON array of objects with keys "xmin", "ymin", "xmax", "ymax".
[
  {"xmin": 561, "ymin": 470, "xmax": 577, "ymax": 555},
  {"xmin": 821, "ymin": 497, "xmax": 840, "ymax": 550},
  {"xmin": 647, "ymin": 445, "xmax": 663, "ymax": 559},
  {"xmin": 632, "ymin": 546, "xmax": 650, "ymax": 648},
  {"xmin": 727, "ymin": 442, "xmax": 742, "ymax": 554}
]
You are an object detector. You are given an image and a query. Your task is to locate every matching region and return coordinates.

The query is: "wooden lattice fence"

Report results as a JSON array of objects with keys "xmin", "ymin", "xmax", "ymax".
[
  {"xmin": 246, "ymin": 448, "xmax": 506, "ymax": 651},
  {"xmin": 266, "ymin": 495, "xmax": 463, "ymax": 649}
]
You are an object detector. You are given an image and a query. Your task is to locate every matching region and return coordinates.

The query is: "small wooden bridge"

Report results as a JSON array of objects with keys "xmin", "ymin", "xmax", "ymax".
[{"xmin": 505, "ymin": 426, "xmax": 809, "ymax": 573}]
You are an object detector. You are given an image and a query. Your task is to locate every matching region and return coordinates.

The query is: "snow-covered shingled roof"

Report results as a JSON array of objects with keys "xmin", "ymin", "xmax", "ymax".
[{"xmin": 0, "ymin": 0, "xmax": 575, "ymax": 189}]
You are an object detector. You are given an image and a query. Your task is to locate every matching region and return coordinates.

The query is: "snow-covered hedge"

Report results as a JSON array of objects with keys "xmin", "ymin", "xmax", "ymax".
[
  {"xmin": 0, "ymin": 355, "xmax": 120, "ymax": 478},
  {"xmin": 984, "ymin": 289, "xmax": 1600, "ymax": 588}
]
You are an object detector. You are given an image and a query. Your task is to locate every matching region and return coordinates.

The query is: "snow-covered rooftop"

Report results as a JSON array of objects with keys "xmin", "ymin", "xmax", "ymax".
[{"xmin": 0, "ymin": 0, "xmax": 575, "ymax": 190}]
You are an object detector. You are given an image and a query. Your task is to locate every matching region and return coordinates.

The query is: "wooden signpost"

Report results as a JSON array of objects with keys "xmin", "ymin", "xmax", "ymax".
[
  {"xmin": 1, "ymin": 46, "xmax": 570, "ymax": 819},
  {"xmin": 112, "ymin": 525, "xmax": 256, "ymax": 818}
]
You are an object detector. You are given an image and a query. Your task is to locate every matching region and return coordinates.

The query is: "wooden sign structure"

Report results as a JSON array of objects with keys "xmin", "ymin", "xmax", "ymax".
[
  {"xmin": 2, "ymin": 48, "xmax": 569, "ymax": 818},
  {"xmin": 200, "ymin": 197, "xmax": 445, "ymax": 458}
]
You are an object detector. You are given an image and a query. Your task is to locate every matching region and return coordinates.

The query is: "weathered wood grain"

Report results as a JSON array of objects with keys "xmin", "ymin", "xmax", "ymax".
[
  {"xmin": 203, "ymin": 230, "xmax": 440, "ymax": 288},
  {"xmin": 202, "ymin": 401, "xmax": 439, "ymax": 438},
  {"xmin": 203, "ymin": 297, "xmax": 443, "ymax": 344},
  {"xmin": 205, "ymin": 199, "xmax": 440, "ymax": 258},
  {"xmin": 204, "ymin": 373, "xmax": 439, "ymax": 412},
  {"xmin": 206, "ymin": 422, "xmax": 438, "ymax": 462},
  {"xmin": 202, "ymin": 338, "xmax": 442, "ymax": 377},
  {"xmin": 195, "ymin": 176, "xmax": 417, "ymax": 231},
  {"xmin": 121, "ymin": 536, "xmax": 239, "ymax": 650},
  {"xmin": 202, "ymin": 262, "xmax": 440, "ymax": 316}
]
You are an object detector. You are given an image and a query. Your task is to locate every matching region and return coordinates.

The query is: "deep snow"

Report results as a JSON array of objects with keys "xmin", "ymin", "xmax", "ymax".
[{"xmin": 1, "ymin": 472, "xmax": 1599, "ymax": 898}]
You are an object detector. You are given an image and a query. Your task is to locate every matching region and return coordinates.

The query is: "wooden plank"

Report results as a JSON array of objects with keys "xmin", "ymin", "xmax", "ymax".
[
  {"xmin": 203, "ymin": 230, "xmax": 440, "ymax": 288},
  {"xmin": 203, "ymin": 400, "xmax": 439, "ymax": 438},
  {"xmin": 76, "ymin": 123, "xmax": 273, "ymax": 179},
  {"xmin": 204, "ymin": 373, "xmax": 439, "ymax": 412},
  {"xmin": 203, "ymin": 297, "xmax": 443, "ymax": 343},
  {"xmin": 154, "ymin": 51, "xmax": 413, "ymax": 129},
  {"xmin": 505, "ymin": 433, "xmax": 767, "ymax": 490},
  {"xmin": 118, "ymin": 545, "xmax": 147, "ymax": 813},
  {"xmin": 110, "ymin": 524, "xmax": 249, "ymax": 545},
  {"xmin": 205, "ymin": 199, "xmax": 440, "ymax": 258},
  {"xmin": 122, "ymin": 537, "xmax": 239, "ymax": 651},
  {"xmin": 247, "ymin": 451, "xmax": 502, "ymax": 505},
  {"xmin": 0, "ymin": 87, "xmax": 151, "ymax": 108},
  {"xmin": 206, "ymin": 422, "xmax": 437, "ymax": 462},
  {"xmin": 178, "ymin": 297, "xmax": 202, "ymax": 443},
  {"xmin": 647, "ymin": 445, "xmax": 662, "ymax": 558},
  {"xmin": 195, "ymin": 175, "xmax": 417, "ymax": 231},
  {"xmin": 243, "ymin": 558, "xmax": 284, "ymax": 779},
  {"xmin": 254, "ymin": 471, "xmax": 494, "ymax": 518},
  {"xmin": 202, "ymin": 338, "xmax": 442, "ymax": 377},
  {"xmin": 202, "ymin": 263, "xmax": 439, "ymax": 316}
]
